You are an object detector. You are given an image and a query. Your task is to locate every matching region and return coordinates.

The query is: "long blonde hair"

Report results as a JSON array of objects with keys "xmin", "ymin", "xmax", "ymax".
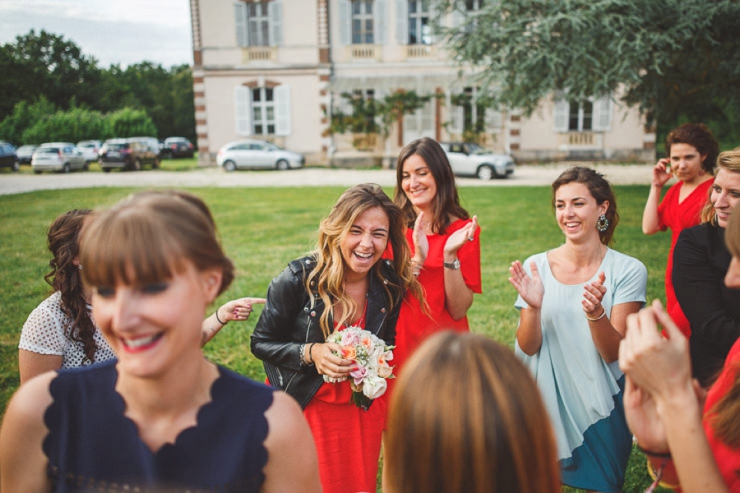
[
  {"xmin": 701, "ymin": 148, "xmax": 740, "ymax": 225},
  {"xmin": 307, "ymin": 184, "xmax": 422, "ymax": 338},
  {"xmin": 385, "ymin": 331, "xmax": 560, "ymax": 493}
]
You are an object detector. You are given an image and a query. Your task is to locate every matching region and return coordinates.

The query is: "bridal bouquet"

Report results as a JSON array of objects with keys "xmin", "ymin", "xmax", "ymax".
[{"xmin": 323, "ymin": 326, "xmax": 395, "ymax": 410}]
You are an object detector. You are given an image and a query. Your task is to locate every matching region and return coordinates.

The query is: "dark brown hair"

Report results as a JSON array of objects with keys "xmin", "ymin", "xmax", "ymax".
[
  {"xmin": 45, "ymin": 209, "xmax": 97, "ymax": 363},
  {"xmin": 385, "ymin": 331, "xmax": 560, "ymax": 493},
  {"xmin": 552, "ymin": 166, "xmax": 619, "ymax": 245},
  {"xmin": 394, "ymin": 137, "xmax": 469, "ymax": 234},
  {"xmin": 666, "ymin": 123, "xmax": 719, "ymax": 173},
  {"xmin": 79, "ymin": 190, "xmax": 234, "ymax": 295}
]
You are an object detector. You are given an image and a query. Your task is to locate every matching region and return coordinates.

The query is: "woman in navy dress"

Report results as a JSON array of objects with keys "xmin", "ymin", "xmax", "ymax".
[{"xmin": 0, "ymin": 190, "xmax": 320, "ymax": 493}]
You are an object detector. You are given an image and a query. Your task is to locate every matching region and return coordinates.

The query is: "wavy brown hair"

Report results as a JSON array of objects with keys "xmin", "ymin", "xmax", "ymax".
[
  {"xmin": 701, "ymin": 148, "xmax": 740, "ymax": 225},
  {"xmin": 394, "ymin": 137, "xmax": 469, "ymax": 234},
  {"xmin": 307, "ymin": 184, "xmax": 423, "ymax": 338},
  {"xmin": 45, "ymin": 209, "xmax": 97, "ymax": 363},
  {"xmin": 666, "ymin": 123, "xmax": 719, "ymax": 174},
  {"xmin": 552, "ymin": 166, "xmax": 619, "ymax": 245},
  {"xmin": 711, "ymin": 207, "xmax": 740, "ymax": 447},
  {"xmin": 80, "ymin": 191, "xmax": 234, "ymax": 297},
  {"xmin": 385, "ymin": 331, "xmax": 560, "ymax": 493}
]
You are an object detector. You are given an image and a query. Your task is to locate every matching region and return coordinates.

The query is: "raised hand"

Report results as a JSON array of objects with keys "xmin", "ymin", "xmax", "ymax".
[
  {"xmin": 582, "ymin": 271, "xmax": 607, "ymax": 317},
  {"xmin": 508, "ymin": 260, "xmax": 544, "ymax": 309},
  {"xmin": 444, "ymin": 215, "xmax": 479, "ymax": 257},
  {"xmin": 651, "ymin": 158, "xmax": 674, "ymax": 188}
]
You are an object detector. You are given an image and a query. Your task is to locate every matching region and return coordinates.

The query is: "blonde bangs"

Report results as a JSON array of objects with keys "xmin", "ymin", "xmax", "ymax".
[{"xmin": 80, "ymin": 205, "xmax": 188, "ymax": 287}]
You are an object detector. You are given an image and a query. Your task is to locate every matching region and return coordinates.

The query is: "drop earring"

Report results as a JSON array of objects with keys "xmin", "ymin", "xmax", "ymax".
[{"xmin": 596, "ymin": 214, "xmax": 609, "ymax": 232}]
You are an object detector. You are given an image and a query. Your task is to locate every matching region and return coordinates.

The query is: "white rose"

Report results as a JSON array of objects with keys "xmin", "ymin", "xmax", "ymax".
[{"xmin": 362, "ymin": 375, "xmax": 387, "ymax": 399}]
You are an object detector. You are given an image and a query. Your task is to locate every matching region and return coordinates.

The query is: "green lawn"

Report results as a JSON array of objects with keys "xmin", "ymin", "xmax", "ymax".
[{"xmin": 0, "ymin": 184, "xmax": 671, "ymax": 492}]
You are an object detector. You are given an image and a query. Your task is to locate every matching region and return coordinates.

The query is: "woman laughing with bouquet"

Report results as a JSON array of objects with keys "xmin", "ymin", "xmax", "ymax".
[{"xmin": 251, "ymin": 183, "xmax": 423, "ymax": 493}]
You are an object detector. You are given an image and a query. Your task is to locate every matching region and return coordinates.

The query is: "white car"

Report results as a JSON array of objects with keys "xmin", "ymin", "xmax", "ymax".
[
  {"xmin": 32, "ymin": 142, "xmax": 87, "ymax": 174},
  {"xmin": 217, "ymin": 140, "xmax": 305, "ymax": 171},
  {"xmin": 440, "ymin": 142, "xmax": 516, "ymax": 180},
  {"xmin": 76, "ymin": 140, "xmax": 103, "ymax": 163}
]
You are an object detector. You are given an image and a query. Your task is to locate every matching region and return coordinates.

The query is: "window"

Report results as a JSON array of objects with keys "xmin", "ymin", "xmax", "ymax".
[
  {"xmin": 568, "ymin": 100, "xmax": 593, "ymax": 131},
  {"xmin": 234, "ymin": 1, "xmax": 282, "ymax": 47},
  {"xmin": 352, "ymin": 0, "xmax": 374, "ymax": 44},
  {"xmin": 234, "ymin": 84, "xmax": 291, "ymax": 136},
  {"xmin": 450, "ymin": 87, "xmax": 500, "ymax": 136},
  {"xmin": 403, "ymin": 99, "xmax": 435, "ymax": 142},
  {"xmin": 554, "ymin": 95, "xmax": 611, "ymax": 133},
  {"xmin": 252, "ymin": 87, "xmax": 276, "ymax": 135},
  {"xmin": 247, "ymin": 2, "xmax": 270, "ymax": 46},
  {"xmin": 465, "ymin": 0, "xmax": 484, "ymax": 10},
  {"xmin": 408, "ymin": 0, "xmax": 431, "ymax": 45}
]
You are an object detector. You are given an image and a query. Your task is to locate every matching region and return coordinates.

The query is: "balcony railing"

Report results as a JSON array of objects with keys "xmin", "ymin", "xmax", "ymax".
[
  {"xmin": 568, "ymin": 132, "xmax": 594, "ymax": 146},
  {"xmin": 406, "ymin": 44, "xmax": 437, "ymax": 58},
  {"xmin": 344, "ymin": 44, "xmax": 380, "ymax": 61},
  {"xmin": 241, "ymin": 47, "xmax": 276, "ymax": 63}
]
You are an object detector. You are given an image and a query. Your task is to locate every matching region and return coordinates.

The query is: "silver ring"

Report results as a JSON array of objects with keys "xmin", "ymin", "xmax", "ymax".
[{"xmin": 467, "ymin": 236, "xmax": 474, "ymax": 242}]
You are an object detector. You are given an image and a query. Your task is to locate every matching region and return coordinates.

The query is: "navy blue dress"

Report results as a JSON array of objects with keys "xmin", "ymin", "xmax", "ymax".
[{"xmin": 42, "ymin": 360, "xmax": 274, "ymax": 492}]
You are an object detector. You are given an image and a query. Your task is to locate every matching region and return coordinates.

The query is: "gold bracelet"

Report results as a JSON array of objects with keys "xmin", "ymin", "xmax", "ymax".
[
  {"xmin": 646, "ymin": 457, "xmax": 680, "ymax": 490},
  {"xmin": 585, "ymin": 308, "xmax": 606, "ymax": 322}
]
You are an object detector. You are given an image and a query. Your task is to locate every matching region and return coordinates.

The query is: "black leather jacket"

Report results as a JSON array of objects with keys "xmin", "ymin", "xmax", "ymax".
[{"xmin": 251, "ymin": 255, "xmax": 404, "ymax": 408}]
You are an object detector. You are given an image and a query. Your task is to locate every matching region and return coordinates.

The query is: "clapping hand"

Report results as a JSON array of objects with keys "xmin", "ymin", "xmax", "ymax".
[{"xmin": 508, "ymin": 260, "xmax": 544, "ymax": 309}]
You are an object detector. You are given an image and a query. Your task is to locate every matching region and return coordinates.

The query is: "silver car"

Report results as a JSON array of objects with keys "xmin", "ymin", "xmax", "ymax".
[
  {"xmin": 440, "ymin": 142, "xmax": 516, "ymax": 180},
  {"xmin": 216, "ymin": 139, "xmax": 304, "ymax": 171},
  {"xmin": 31, "ymin": 143, "xmax": 88, "ymax": 174},
  {"xmin": 76, "ymin": 140, "xmax": 103, "ymax": 163}
]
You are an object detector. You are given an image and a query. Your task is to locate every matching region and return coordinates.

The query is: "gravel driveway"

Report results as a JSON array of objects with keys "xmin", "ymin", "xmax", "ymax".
[{"xmin": 0, "ymin": 163, "xmax": 655, "ymax": 196}]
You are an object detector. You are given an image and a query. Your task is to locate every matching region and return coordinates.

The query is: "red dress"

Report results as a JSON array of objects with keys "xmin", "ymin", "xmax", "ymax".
[
  {"xmin": 703, "ymin": 337, "xmax": 740, "ymax": 492},
  {"xmin": 392, "ymin": 218, "xmax": 482, "ymax": 371},
  {"xmin": 303, "ymin": 318, "xmax": 387, "ymax": 493},
  {"xmin": 657, "ymin": 178, "xmax": 713, "ymax": 337}
]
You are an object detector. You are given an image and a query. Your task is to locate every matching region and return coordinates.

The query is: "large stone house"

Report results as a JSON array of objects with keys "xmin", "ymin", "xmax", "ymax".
[{"xmin": 189, "ymin": 0, "xmax": 655, "ymax": 166}]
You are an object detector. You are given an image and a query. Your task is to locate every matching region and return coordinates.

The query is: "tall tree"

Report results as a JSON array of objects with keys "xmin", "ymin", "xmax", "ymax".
[
  {"xmin": 2, "ymin": 30, "xmax": 102, "ymax": 113},
  {"xmin": 436, "ymin": 0, "xmax": 740, "ymax": 128}
]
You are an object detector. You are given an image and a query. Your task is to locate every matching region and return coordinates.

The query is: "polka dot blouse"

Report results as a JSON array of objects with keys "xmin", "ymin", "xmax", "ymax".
[{"xmin": 19, "ymin": 291, "xmax": 115, "ymax": 369}]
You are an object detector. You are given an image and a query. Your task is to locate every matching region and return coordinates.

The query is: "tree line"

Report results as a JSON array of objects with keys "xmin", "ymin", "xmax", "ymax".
[
  {"xmin": 435, "ymin": 0, "xmax": 740, "ymax": 149},
  {"xmin": 0, "ymin": 29, "xmax": 194, "ymax": 145}
]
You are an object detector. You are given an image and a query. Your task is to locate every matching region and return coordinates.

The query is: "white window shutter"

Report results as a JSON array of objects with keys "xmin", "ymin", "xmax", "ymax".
[
  {"xmin": 235, "ymin": 86, "xmax": 252, "ymax": 135},
  {"xmin": 396, "ymin": 0, "xmax": 408, "ymax": 45},
  {"xmin": 275, "ymin": 85, "xmax": 291, "ymax": 136},
  {"xmin": 447, "ymin": 93, "xmax": 463, "ymax": 134},
  {"xmin": 339, "ymin": 0, "xmax": 350, "ymax": 45},
  {"xmin": 592, "ymin": 95, "xmax": 612, "ymax": 131},
  {"xmin": 451, "ymin": 8, "xmax": 464, "ymax": 30},
  {"xmin": 375, "ymin": 0, "xmax": 386, "ymax": 44},
  {"xmin": 553, "ymin": 97, "xmax": 569, "ymax": 132},
  {"xmin": 269, "ymin": 1, "xmax": 282, "ymax": 46},
  {"xmin": 234, "ymin": 2, "xmax": 248, "ymax": 47},
  {"xmin": 485, "ymin": 107, "xmax": 502, "ymax": 131}
]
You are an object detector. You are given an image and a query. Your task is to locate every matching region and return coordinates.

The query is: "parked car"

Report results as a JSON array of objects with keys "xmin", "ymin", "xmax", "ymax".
[
  {"xmin": 162, "ymin": 137, "xmax": 194, "ymax": 158},
  {"xmin": 31, "ymin": 143, "xmax": 87, "ymax": 174},
  {"xmin": 217, "ymin": 140, "xmax": 305, "ymax": 171},
  {"xmin": 0, "ymin": 142, "xmax": 19, "ymax": 171},
  {"xmin": 439, "ymin": 142, "xmax": 515, "ymax": 180},
  {"xmin": 129, "ymin": 136, "xmax": 162, "ymax": 158},
  {"xmin": 99, "ymin": 138, "xmax": 160, "ymax": 172},
  {"xmin": 76, "ymin": 140, "xmax": 103, "ymax": 163},
  {"xmin": 15, "ymin": 145, "xmax": 38, "ymax": 165}
]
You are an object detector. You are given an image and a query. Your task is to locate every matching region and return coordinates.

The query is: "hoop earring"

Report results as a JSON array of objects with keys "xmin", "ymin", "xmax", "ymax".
[{"xmin": 596, "ymin": 215, "xmax": 609, "ymax": 232}]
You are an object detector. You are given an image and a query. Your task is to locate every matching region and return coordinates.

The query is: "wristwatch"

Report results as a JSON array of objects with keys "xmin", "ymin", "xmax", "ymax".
[{"xmin": 443, "ymin": 258, "xmax": 461, "ymax": 270}]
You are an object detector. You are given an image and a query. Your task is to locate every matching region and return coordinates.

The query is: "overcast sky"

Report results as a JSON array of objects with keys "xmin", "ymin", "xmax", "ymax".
[{"xmin": 0, "ymin": 0, "xmax": 193, "ymax": 68}]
